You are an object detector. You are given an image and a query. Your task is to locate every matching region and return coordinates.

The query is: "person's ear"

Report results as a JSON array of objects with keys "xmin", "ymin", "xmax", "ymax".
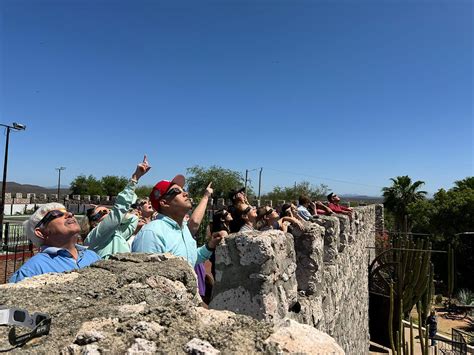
[
  {"xmin": 34, "ymin": 228, "xmax": 47, "ymax": 241},
  {"xmin": 159, "ymin": 199, "xmax": 169, "ymax": 210}
]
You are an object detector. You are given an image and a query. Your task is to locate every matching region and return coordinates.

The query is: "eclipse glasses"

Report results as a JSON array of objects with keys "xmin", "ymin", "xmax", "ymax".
[{"xmin": 0, "ymin": 306, "xmax": 51, "ymax": 347}]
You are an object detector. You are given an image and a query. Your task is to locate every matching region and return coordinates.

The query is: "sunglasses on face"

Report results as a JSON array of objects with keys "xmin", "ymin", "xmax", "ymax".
[
  {"xmin": 242, "ymin": 206, "xmax": 255, "ymax": 215},
  {"xmin": 264, "ymin": 208, "xmax": 274, "ymax": 216},
  {"xmin": 163, "ymin": 187, "xmax": 185, "ymax": 200},
  {"xmin": 89, "ymin": 209, "xmax": 109, "ymax": 223},
  {"xmin": 35, "ymin": 210, "xmax": 66, "ymax": 229}
]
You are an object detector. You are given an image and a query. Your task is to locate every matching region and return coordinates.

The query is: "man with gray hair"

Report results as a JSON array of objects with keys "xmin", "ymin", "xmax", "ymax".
[{"xmin": 9, "ymin": 203, "xmax": 100, "ymax": 283}]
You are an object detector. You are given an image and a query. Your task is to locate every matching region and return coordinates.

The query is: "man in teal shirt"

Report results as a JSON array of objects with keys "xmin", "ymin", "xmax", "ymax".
[{"xmin": 131, "ymin": 175, "xmax": 225, "ymax": 266}]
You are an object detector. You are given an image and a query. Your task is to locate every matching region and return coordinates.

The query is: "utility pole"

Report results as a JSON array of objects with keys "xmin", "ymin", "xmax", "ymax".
[
  {"xmin": 56, "ymin": 167, "xmax": 66, "ymax": 200},
  {"xmin": 0, "ymin": 122, "xmax": 26, "ymax": 241},
  {"xmin": 257, "ymin": 167, "xmax": 263, "ymax": 200},
  {"xmin": 244, "ymin": 169, "xmax": 249, "ymax": 190}
]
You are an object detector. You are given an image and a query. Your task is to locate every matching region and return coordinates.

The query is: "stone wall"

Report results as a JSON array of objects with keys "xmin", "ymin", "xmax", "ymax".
[
  {"xmin": 0, "ymin": 254, "xmax": 344, "ymax": 354},
  {"xmin": 210, "ymin": 205, "xmax": 382, "ymax": 355}
]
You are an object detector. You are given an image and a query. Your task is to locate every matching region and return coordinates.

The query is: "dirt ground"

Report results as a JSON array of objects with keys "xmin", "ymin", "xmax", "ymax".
[{"xmin": 409, "ymin": 305, "xmax": 473, "ymax": 336}]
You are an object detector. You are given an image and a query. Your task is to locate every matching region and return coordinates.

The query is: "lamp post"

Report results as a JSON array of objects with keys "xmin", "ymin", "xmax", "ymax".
[
  {"xmin": 0, "ymin": 122, "xmax": 27, "ymax": 241},
  {"xmin": 56, "ymin": 167, "xmax": 66, "ymax": 200}
]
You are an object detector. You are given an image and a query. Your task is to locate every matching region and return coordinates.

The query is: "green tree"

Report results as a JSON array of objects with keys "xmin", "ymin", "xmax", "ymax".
[
  {"xmin": 382, "ymin": 175, "xmax": 427, "ymax": 232},
  {"xmin": 261, "ymin": 181, "xmax": 329, "ymax": 204},
  {"xmin": 101, "ymin": 175, "xmax": 128, "ymax": 197},
  {"xmin": 407, "ymin": 176, "xmax": 474, "ymax": 291},
  {"xmin": 186, "ymin": 165, "xmax": 245, "ymax": 201},
  {"xmin": 136, "ymin": 185, "xmax": 153, "ymax": 198},
  {"xmin": 70, "ymin": 175, "xmax": 104, "ymax": 196},
  {"xmin": 452, "ymin": 176, "xmax": 474, "ymax": 191}
]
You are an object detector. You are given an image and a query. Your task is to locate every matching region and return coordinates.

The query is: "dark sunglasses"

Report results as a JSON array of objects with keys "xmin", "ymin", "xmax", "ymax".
[
  {"xmin": 242, "ymin": 206, "xmax": 252, "ymax": 215},
  {"xmin": 264, "ymin": 208, "xmax": 274, "ymax": 216},
  {"xmin": 89, "ymin": 209, "xmax": 109, "ymax": 223},
  {"xmin": 35, "ymin": 210, "xmax": 66, "ymax": 229},
  {"xmin": 163, "ymin": 187, "xmax": 185, "ymax": 200}
]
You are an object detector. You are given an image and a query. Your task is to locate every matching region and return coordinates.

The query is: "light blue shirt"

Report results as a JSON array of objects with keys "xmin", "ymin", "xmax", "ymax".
[
  {"xmin": 131, "ymin": 214, "xmax": 212, "ymax": 266},
  {"xmin": 9, "ymin": 245, "xmax": 101, "ymax": 283},
  {"xmin": 297, "ymin": 205, "xmax": 313, "ymax": 221}
]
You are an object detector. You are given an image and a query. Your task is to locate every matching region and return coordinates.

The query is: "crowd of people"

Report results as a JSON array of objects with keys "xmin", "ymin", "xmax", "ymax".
[{"xmin": 9, "ymin": 156, "xmax": 354, "ymax": 304}]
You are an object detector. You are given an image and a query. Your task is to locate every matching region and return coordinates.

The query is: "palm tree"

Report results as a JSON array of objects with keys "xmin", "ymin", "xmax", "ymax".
[
  {"xmin": 382, "ymin": 175, "xmax": 427, "ymax": 232},
  {"xmin": 452, "ymin": 176, "xmax": 474, "ymax": 191}
]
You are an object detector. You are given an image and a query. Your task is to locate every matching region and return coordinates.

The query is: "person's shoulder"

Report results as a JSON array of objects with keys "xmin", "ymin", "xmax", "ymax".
[
  {"xmin": 22, "ymin": 252, "xmax": 52, "ymax": 265},
  {"xmin": 82, "ymin": 249, "xmax": 101, "ymax": 261},
  {"xmin": 12, "ymin": 252, "xmax": 50, "ymax": 275}
]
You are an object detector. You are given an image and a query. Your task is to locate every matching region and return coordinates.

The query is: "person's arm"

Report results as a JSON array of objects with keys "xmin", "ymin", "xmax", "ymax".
[
  {"xmin": 119, "ymin": 213, "xmax": 139, "ymax": 241},
  {"xmin": 84, "ymin": 156, "xmax": 151, "ymax": 248},
  {"xmin": 188, "ymin": 183, "xmax": 213, "ymax": 236},
  {"xmin": 281, "ymin": 216, "xmax": 304, "ymax": 230},
  {"xmin": 84, "ymin": 181, "xmax": 137, "ymax": 247},
  {"xmin": 196, "ymin": 231, "xmax": 227, "ymax": 264}
]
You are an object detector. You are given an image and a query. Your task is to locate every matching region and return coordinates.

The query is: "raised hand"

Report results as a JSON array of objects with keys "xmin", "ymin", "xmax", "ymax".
[
  {"xmin": 133, "ymin": 155, "xmax": 152, "ymax": 181},
  {"xmin": 204, "ymin": 182, "xmax": 213, "ymax": 198},
  {"xmin": 208, "ymin": 230, "xmax": 228, "ymax": 249}
]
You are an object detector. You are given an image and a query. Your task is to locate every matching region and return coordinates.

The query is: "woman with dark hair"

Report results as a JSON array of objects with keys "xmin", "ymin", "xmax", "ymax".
[
  {"xmin": 208, "ymin": 208, "xmax": 233, "ymax": 281},
  {"xmin": 211, "ymin": 208, "xmax": 233, "ymax": 233},
  {"xmin": 82, "ymin": 156, "xmax": 151, "ymax": 259},
  {"xmin": 257, "ymin": 205, "xmax": 304, "ymax": 233}
]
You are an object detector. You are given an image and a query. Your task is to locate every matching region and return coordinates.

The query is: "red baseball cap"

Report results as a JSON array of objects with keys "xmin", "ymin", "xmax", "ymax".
[{"xmin": 149, "ymin": 174, "xmax": 186, "ymax": 211}]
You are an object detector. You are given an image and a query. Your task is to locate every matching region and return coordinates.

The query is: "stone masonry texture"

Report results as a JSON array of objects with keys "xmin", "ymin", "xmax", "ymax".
[
  {"xmin": 210, "ymin": 205, "xmax": 381, "ymax": 355},
  {"xmin": 0, "ymin": 253, "xmax": 344, "ymax": 354}
]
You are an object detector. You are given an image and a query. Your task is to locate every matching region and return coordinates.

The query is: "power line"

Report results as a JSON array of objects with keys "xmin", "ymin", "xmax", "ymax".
[{"xmin": 264, "ymin": 167, "xmax": 384, "ymax": 189}]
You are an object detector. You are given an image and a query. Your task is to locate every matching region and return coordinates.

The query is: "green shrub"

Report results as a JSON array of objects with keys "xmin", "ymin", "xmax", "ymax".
[{"xmin": 456, "ymin": 289, "xmax": 474, "ymax": 305}]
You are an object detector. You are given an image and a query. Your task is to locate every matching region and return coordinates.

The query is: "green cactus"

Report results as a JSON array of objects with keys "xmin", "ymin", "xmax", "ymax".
[
  {"xmin": 389, "ymin": 283, "xmax": 396, "ymax": 354},
  {"xmin": 448, "ymin": 244, "xmax": 454, "ymax": 302},
  {"xmin": 384, "ymin": 234, "xmax": 434, "ymax": 354}
]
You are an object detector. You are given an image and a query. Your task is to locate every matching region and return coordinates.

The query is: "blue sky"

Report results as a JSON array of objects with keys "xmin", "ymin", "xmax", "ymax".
[{"xmin": 0, "ymin": 0, "xmax": 472, "ymax": 196}]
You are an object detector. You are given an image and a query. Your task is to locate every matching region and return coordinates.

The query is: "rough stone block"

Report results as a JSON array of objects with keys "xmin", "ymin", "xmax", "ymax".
[
  {"xmin": 72, "ymin": 195, "xmax": 81, "ymax": 201},
  {"xmin": 83, "ymin": 195, "xmax": 91, "ymax": 202},
  {"xmin": 0, "ymin": 253, "xmax": 344, "ymax": 354},
  {"xmin": 292, "ymin": 222, "xmax": 324, "ymax": 295},
  {"xmin": 26, "ymin": 193, "xmax": 36, "ymax": 200},
  {"xmin": 101, "ymin": 196, "xmax": 110, "ymax": 202},
  {"xmin": 15, "ymin": 193, "xmax": 22, "ymax": 199},
  {"xmin": 4, "ymin": 193, "xmax": 11, "ymax": 199},
  {"xmin": 210, "ymin": 231, "xmax": 298, "ymax": 321},
  {"xmin": 314, "ymin": 216, "xmax": 340, "ymax": 263},
  {"xmin": 50, "ymin": 194, "xmax": 58, "ymax": 200},
  {"xmin": 264, "ymin": 200, "xmax": 273, "ymax": 207},
  {"xmin": 39, "ymin": 193, "xmax": 48, "ymax": 200},
  {"xmin": 92, "ymin": 195, "xmax": 101, "ymax": 202}
]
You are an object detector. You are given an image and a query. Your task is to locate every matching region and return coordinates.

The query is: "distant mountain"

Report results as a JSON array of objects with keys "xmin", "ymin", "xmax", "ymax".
[
  {"xmin": 341, "ymin": 194, "xmax": 384, "ymax": 203},
  {"xmin": 4, "ymin": 182, "xmax": 71, "ymax": 195}
]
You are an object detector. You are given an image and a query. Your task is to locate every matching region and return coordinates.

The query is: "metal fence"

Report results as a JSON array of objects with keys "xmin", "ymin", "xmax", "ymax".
[
  {"xmin": 452, "ymin": 328, "xmax": 473, "ymax": 354},
  {"xmin": 0, "ymin": 222, "xmax": 37, "ymax": 284}
]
